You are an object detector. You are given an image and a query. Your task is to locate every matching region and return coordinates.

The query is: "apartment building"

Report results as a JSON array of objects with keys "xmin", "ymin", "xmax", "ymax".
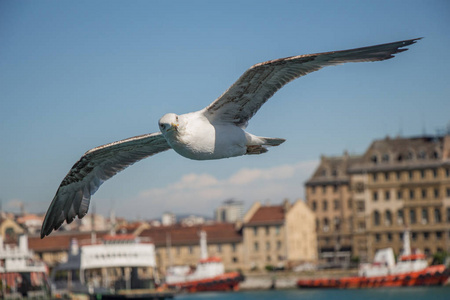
[
  {"xmin": 305, "ymin": 153, "xmax": 362, "ymax": 265},
  {"xmin": 242, "ymin": 200, "xmax": 317, "ymax": 270},
  {"xmin": 306, "ymin": 134, "xmax": 450, "ymax": 264}
]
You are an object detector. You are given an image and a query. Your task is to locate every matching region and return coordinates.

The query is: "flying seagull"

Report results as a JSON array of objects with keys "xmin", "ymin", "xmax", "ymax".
[{"xmin": 41, "ymin": 38, "xmax": 420, "ymax": 238}]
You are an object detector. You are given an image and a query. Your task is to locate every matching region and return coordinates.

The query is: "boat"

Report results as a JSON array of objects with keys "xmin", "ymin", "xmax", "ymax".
[
  {"xmin": 52, "ymin": 233, "xmax": 174, "ymax": 299},
  {"xmin": 164, "ymin": 230, "xmax": 244, "ymax": 292},
  {"xmin": 0, "ymin": 234, "xmax": 50, "ymax": 299},
  {"xmin": 297, "ymin": 230, "xmax": 449, "ymax": 289}
]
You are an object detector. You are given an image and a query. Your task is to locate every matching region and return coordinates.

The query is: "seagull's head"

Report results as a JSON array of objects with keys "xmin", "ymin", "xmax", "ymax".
[{"xmin": 159, "ymin": 113, "xmax": 182, "ymax": 136}]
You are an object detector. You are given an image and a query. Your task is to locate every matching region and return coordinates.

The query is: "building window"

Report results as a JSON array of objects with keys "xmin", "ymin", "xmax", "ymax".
[
  {"xmin": 446, "ymin": 168, "xmax": 450, "ymax": 177},
  {"xmin": 385, "ymin": 190, "xmax": 390, "ymax": 201},
  {"xmin": 374, "ymin": 211, "xmax": 380, "ymax": 226},
  {"xmin": 323, "ymin": 200, "xmax": 328, "ymax": 211},
  {"xmin": 265, "ymin": 226, "xmax": 270, "ymax": 235},
  {"xmin": 384, "ymin": 172, "xmax": 389, "ymax": 180},
  {"xmin": 312, "ymin": 201, "xmax": 317, "ymax": 211},
  {"xmin": 323, "ymin": 218, "xmax": 329, "ymax": 232},
  {"xmin": 311, "ymin": 186, "xmax": 316, "ymax": 194},
  {"xmin": 217, "ymin": 244, "xmax": 222, "ymax": 253},
  {"xmin": 434, "ymin": 208, "xmax": 441, "ymax": 223},
  {"xmin": 316, "ymin": 218, "xmax": 320, "ymax": 230},
  {"xmin": 371, "ymin": 155, "xmax": 378, "ymax": 164},
  {"xmin": 382, "ymin": 154, "xmax": 389, "ymax": 162},
  {"xmin": 447, "ymin": 208, "xmax": 450, "ymax": 222},
  {"xmin": 409, "ymin": 189, "xmax": 415, "ymax": 200},
  {"xmin": 232, "ymin": 243, "xmax": 236, "ymax": 252},
  {"xmin": 421, "ymin": 189, "xmax": 426, "ymax": 199},
  {"xmin": 373, "ymin": 191, "xmax": 378, "ymax": 201},
  {"xmin": 436, "ymin": 231, "xmax": 443, "ymax": 240},
  {"xmin": 397, "ymin": 190, "xmax": 403, "ymax": 200},
  {"xmin": 418, "ymin": 151, "xmax": 426, "ymax": 160},
  {"xmin": 410, "ymin": 209, "xmax": 416, "ymax": 224},
  {"xmin": 432, "ymin": 169, "xmax": 438, "ymax": 178},
  {"xmin": 267, "ymin": 255, "xmax": 271, "ymax": 262},
  {"xmin": 275, "ymin": 225, "xmax": 280, "ymax": 235},
  {"xmin": 322, "ymin": 186, "xmax": 326, "ymax": 193},
  {"xmin": 375, "ymin": 234, "xmax": 381, "ymax": 242},
  {"xmin": 387, "ymin": 233, "xmax": 392, "ymax": 241},
  {"xmin": 334, "ymin": 217, "xmax": 341, "ymax": 231},
  {"xmin": 397, "ymin": 210, "xmax": 404, "ymax": 225},
  {"xmin": 189, "ymin": 246, "xmax": 193, "ymax": 254},
  {"xmin": 409, "ymin": 171, "xmax": 413, "ymax": 180},
  {"xmin": 333, "ymin": 199, "xmax": 340, "ymax": 210},
  {"xmin": 357, "ymin": 201, "xmax": 365, "ymax": 212},
  {"xmin": 447, "ymin": 188, "xmax": 450, "ymax": 198},
  {"xmin": 277, "ymin": 241, "xmax": 282, "ymax": 250},
  {"xmin": 232, "ymin": 257, "xmax": 238, "ymax": 263},
  {"xmin": 373, "ymin": 173, "xmax": 377, "ymax": 182},
  {"xmin": 420, "ymin": 169, "xmax": 425, "ymax": 178},
  {"xmin": 411, "ymin": 232, "xmax": 417, "ymax": 241},
  {"xmin": 424, "ymin": 232, "xmax": 429, "ymax": 240},
  {"xmin": 434, "ymin": 188, "xmax": 439, "ymax": 198},
  {"xmin": 396, "ymin": 171, "xmax": 401, "ymax": 180},
  {"xmin": 421, "ymin": 208, "xmax": 428, "ymax": 224},
  {"xmin": 253, "ymin": 227, "xmax": 258, "ymax": 236},
  {"xmin": 266, "ymin": 242, "xmax": 270, "ymax": 251},
  {"xmin": 385, "ymin": 210, "xmax": 392, "ymax": 225},
  {"xmin": 254, "ymin": 242, "xmax": 259, "ymax": 251},
  {"xmin": 333, "ymin": 184, "xmax": 338, "ymax": 192}
]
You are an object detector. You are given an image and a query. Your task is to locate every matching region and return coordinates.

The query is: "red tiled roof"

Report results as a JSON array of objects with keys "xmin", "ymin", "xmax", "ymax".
[
  {"xmin": 246, "ymin": 205, "xmax": 285, "ymax": 225},
  {"xmin": 138, "ymin": 223, "xmax": 242, "ymax": 247},
  {"xmin": 28, "ymin": 231, "xmax": 109, "ymax": 252}
]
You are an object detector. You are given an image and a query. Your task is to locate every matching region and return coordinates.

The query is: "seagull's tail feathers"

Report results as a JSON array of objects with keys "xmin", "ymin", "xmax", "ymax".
[{"xmin": 245, "ymin": 134, "xmax": 285, "ymax": 155}]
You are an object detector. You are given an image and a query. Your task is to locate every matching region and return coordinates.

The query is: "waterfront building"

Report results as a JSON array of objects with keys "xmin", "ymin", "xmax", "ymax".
[
  {"xmin": 306, "ymin": 134, "xmax": 450, "ymax": 264},
  {"xmin": 242, "ymin": 200, "xmax": 317, "ymax": 271},
  {"xmin": 305, "ymin": 153, "xmax": 361, "ymax": 267},
  {"xmin": 138, "ymin": 223, "xmax": 243, "ymax": 274}
]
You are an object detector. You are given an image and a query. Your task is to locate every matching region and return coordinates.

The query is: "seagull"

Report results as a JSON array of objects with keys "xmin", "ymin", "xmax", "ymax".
[{"xmin": 41, "ymin": 38, "xmax": 420, "ymax": 238}]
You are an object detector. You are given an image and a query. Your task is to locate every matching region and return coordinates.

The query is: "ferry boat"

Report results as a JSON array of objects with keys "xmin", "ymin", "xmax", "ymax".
[
  {"xmin": 52, "ymin": 233, "xmax": 173, "ymax": 298},
  {"xmin": 297, "ymin": 230, "xmax": 449, "ymax": 289},
  {"xmin": 0, "ymin": 235, "xmax": 50, "ymax": 298},
  {"xmin": 164, "ymin": 230, "xmax": 244, "ymax": 292}
]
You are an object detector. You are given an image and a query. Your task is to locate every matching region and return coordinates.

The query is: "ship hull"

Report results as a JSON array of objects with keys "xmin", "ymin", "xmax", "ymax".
[
  {"xmin": 297, "ymin": 265, "xmax": 449, "ymax": 289},
  {"xmin": 166, "ymin": 271, "xmax": 244, "ymax": 293}
]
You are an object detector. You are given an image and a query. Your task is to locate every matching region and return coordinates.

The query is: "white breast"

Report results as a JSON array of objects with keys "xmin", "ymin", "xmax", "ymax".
[{"xmin": 166, "ymin": 112, "xmax": 247, "ymax": 160}]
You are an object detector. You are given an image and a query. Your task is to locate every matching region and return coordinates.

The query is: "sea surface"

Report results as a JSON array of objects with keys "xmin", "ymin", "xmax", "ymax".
[{"xmin": 176, "ymin": 287, "xmax": 450, "ymax": 300}]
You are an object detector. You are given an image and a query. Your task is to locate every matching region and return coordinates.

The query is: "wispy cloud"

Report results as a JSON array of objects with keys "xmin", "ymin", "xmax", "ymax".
[{"xmin": 118, "ymin": 160, "xmax": 318, "ymax": 219}]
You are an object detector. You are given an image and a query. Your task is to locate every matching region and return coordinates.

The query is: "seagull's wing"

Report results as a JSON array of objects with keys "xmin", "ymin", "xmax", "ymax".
[
  {"xmin": 203, "ymin": 38, "xmax": 420, "ymax": 127},
  {"xmin": 41, "ymin": 132, "xmax": 171, "ymax": 238}
]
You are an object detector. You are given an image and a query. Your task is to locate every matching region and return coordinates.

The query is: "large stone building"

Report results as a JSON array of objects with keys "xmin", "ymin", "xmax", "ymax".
[{"xmin": 306, "ymin": 135, "xmax": 450, "ymax": 264}]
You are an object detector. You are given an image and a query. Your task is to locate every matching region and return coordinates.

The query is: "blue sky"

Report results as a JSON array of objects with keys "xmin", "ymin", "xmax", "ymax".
[{"xmin": 1, "ymin": 1, "xmax": 449, "ymax": 220}]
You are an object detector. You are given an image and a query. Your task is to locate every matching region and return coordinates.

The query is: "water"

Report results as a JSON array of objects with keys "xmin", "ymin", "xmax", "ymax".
[{"xmin": 176, "ymin": 287, "xmax": 450, "ymax": 300}]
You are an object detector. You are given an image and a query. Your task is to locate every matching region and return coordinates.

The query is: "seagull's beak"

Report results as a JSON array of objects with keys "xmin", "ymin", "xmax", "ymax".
[{"xmin": 169, "ymin": 123, "xmax": 178, "ymax": 132}]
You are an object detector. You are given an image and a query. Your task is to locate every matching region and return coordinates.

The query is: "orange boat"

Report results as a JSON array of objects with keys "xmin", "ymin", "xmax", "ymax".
[
  {"xmin": 297, "ymin": 264, "xmax": 449, "ymax": 289},
  {"xmin": 164, "ymin": 231, "xmax": 244, "ymax": 293},
  {"xmin": 298, "ymin": 230, "xmax": 449, "ymax": 289}
]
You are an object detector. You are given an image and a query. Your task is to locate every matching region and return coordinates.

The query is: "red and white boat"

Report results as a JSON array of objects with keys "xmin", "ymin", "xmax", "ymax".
[
  {"xmin": 297, "ymin": 230, "xmax": 449, "ymax": 289},
  {"xmin": 164, "ymin": 231, "xmax": 244, "ymax": 292}
]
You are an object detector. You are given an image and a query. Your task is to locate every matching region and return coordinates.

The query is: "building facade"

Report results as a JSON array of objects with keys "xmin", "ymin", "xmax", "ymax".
[
  {"xmin": 306, "ymin": 135, "xmax": 450, "ymax": 264},
  {"xmin": 242, "ymin": 200, "xmax": 317, "ymax": 271}
]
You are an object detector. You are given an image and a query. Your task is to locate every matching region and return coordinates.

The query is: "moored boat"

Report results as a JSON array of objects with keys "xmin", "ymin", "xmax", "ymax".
[
  {"xmin": 297, "ymin": 230, "xmax": 449, "ymax": 289},
  {"xmin": 164, "ymin": 231, "xmax": 244, "ymax": 292},
  {"xmin": 0, "ymin": 235, "xmax": 50, "ymax": 298}
]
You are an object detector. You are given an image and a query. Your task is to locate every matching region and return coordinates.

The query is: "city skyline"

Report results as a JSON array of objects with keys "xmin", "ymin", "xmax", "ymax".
[{"xmin": 1, "ymin": 1, "xmax": 449, "ymax": 219}]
